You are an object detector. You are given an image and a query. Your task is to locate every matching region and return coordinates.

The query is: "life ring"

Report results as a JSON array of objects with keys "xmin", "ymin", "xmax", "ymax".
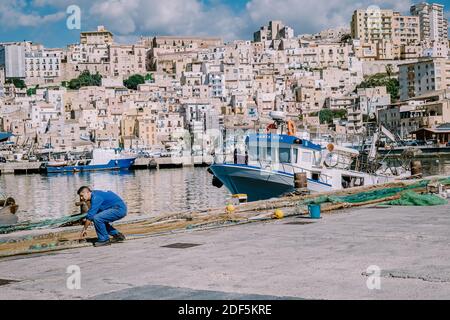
[{"xmin": 287, "ymin": 120, "xmax": 296, "ymax": 136}]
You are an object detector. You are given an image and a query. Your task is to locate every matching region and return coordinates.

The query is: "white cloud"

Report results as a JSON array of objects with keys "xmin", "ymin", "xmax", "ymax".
[
  {"xmin": 87, "ymin": 0, "xmax": 247, "ymax": 40},
  {"xmin": 4, "ymin": 0, "xmax": 448, "ymax": 42},
  {"xmin": 0, "ymin": 0, "xmax": 65, "ymax": 28},
  {"xmin": 246, "ymin": 0, "xmax": 414, "ymax": 35}
]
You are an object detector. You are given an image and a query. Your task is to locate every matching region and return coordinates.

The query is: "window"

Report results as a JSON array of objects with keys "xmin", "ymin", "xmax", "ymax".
[
  {"xmin": 302, "ymin": 151, "xmax": 312, "ymax": 163},
  {"xmin": 279, "ymin": 148, "xmax": 291, "ymax": 163}
]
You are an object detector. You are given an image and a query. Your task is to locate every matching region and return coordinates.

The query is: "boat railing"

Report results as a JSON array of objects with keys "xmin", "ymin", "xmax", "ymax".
[
  {"xmin": 278, "ymin": 162, "xmax": 332, "ymax": 185},
  {"xmin": 213, "ymin": 153, "xmax": 332, "ymax": 185}
]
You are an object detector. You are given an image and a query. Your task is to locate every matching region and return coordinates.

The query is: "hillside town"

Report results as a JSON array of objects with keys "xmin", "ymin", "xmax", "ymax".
[{"xmin": 1, "ymin": 2, "xmax": 450, "ymax": 159}]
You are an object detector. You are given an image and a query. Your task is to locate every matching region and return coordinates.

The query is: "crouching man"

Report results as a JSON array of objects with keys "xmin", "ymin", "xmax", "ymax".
[{"xmin": 78, "ymin": 186, "xmax": 127, "ymax": 247}]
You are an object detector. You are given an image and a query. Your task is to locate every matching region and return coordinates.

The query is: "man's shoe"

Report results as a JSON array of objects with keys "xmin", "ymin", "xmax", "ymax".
[
  {"xmin": 93, "ymin": 240, "xmax": 111, "ymax": 247},
  {"xmin": 111, "ymin": 233, "xmax": 126, "ymax": 243}
]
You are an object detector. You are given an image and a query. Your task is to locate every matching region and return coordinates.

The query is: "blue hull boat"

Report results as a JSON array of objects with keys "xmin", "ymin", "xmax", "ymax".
[
  {"xmin": 44, "ymin": 158, "xmax": 136, "ymax": 173},
  {"xmin": 41, "ymin": 149, "xmax": 137, "ymax": 174},
  {"xmin": 209, "ymin": 163, "xmax": 295, "ymax": 201},
  {"xmin": 209, "ymin": 163, "xmax": 333, "ymax": 201}
]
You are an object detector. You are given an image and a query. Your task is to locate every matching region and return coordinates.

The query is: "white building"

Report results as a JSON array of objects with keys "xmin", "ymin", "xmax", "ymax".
[
  {"xmin": 0, "ymin": 44, "xmax": 26, "ymax": 78},
  {"xmin": 25, "ymin": 46, "xmax": 62, "ymax": 85}
]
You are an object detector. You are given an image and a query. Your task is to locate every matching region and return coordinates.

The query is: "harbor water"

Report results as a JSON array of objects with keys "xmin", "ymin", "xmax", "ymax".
[
  {"xmin": 1, "ymin": 155, "xmax": 450, "ymax": 223},
  {"xmin": 0, "ymin": 167, "xmax": 231, "ymax": 223}
]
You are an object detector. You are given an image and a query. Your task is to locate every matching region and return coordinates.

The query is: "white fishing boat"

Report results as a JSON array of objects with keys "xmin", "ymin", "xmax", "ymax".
[{"xmin": 209, "ymin": 112, "xmax": 410, "ymax": 201}]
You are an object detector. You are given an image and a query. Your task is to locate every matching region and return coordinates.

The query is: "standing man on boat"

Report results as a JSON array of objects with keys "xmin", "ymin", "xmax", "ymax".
[{"xmin": 78, "ymin": 186, "xmax": 127, "ymax": 247}]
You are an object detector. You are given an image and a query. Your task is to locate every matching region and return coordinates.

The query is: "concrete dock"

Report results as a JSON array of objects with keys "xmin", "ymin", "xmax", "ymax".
[{"xmin": 0, "ymin": 204, "xmax": 449, "ymax": 300}]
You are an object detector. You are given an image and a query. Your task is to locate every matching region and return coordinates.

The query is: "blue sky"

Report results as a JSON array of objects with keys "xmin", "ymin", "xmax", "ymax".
[{"xmin": 0, "ymin": 0, "xmax": 449, "ymax": 48}]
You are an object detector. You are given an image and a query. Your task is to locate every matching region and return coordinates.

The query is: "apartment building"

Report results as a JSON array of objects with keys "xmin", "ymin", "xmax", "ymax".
[
  {"xmin": 25, "ymin": 45, "xmax": 62, "ymax": 85},
  {"xmin": 398, "ymin": 57, "xmax": 450, "ymax": 100},
  {"xmin": 351, "ymin": 9, "xmax": 420, "ymax": 60},
  {"xmin": 0, "ymin": 43, "xmax": 26, "ymax": 78},
  {"xmin": 410, "ymin": 2, "xmax": 448, "ymax": 44},
  {"xmin": 80, "ymin": 26, "xmax": 114, "ymax": 45},
  {"xmin": 109, "ymin": 44, "xmax": 147, "ymax": 77}
]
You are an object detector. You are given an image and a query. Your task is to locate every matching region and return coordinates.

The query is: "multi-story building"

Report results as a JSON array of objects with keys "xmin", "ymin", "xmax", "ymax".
[
  {"xmin": 109, "ymin": 44, "xmax": 147, "ymax": 77},
  {"xmin": 0, "ymin": 43, "xmax": 26, "ymax": 79},
  {"xmin": 80, "ymin": 26, "xmax": 114, "ymax": 45},
  {"xmin": 351, "ymin": 8, "xmax": 420, "ymax": 60},
  {"xmin": 398, "ymin": 57, "xmax": 450, "ymax": 100},
  {"xmin": 379, "ymin": 91, "xmax": 450, "ymax": 139},
  {"xmin": 254, "ymin": 21, "xmax": 294, "ymax": 43},
  {"xmin": 25, "ymin": 45, "xmax": 62, "ymax": 85},
  {"xmin": 410, "ymin": 2, "xmax": 448, "ymax": 44},
  {"xmin": 356, "ymin": 86, "xmax": 391, "ymax": 116}
]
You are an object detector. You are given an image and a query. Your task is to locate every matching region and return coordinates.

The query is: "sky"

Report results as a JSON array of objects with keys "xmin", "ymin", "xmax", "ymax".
[{"xmin": 0, "ymin": 0, "xmax": 449, "ymax": 48}]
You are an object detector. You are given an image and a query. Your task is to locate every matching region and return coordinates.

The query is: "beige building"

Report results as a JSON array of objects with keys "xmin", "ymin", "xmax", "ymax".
[
  {"xmin": 80, "ymin": 26, "xmax": 114, "ymax": 45},
  {"xmin": 254, "ymin": 21, "xmax": 294, "ymax": 43},
  {"xmin": 109, "ymin": 44, "xmax": 147, "ymax": 77},
  {"xmin": 351, "ymin": 9, "xmax": 420, "ymax": 60}
]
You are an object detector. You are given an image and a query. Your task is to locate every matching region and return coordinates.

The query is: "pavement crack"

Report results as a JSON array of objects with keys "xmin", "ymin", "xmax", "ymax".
[{"xmin": 362, "ymin": 270, "xmax": 450, "ymax": 283}]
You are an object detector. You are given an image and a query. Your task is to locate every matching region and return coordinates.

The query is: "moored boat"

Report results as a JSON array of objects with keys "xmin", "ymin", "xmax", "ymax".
[
  {"xmin": 41, "ymin": 149, "xmax": 136, "ymax": 173},
  {"xmin": 209, "ymin": 113, "xmax": 410, "ymax": 201}
]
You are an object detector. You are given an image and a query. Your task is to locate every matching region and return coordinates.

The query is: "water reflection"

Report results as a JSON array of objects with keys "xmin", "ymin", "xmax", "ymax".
[
  {"xmin": 0, "ymin": 168, "xmax": 231, "ymax": 222},
  {"xmin": 2, "ymin": 156, "xmax": 450, "ymax": 223}
]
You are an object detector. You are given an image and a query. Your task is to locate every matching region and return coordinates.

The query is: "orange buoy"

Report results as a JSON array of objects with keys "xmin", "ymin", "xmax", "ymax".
[{"xmin": 327, "ymin": 143, "xmax": 334, "ymax": 152}]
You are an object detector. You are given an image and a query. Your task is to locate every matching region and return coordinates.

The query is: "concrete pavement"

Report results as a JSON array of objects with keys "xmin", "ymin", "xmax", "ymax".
[{"xmin": 0, "ymin": 204, "xmax": 449, "ymax": 299}]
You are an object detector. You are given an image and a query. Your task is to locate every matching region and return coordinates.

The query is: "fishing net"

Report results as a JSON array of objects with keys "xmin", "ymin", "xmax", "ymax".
[
  {"xmin": 0, "ymin": 214, "xmax": 86, "ymax": 234},
  {"xmin": 387, "ymin": 191, "xmax": 447, "ymax": 206},
  {"xmin": 299, "ymin": 180, "xmax": 431, "ymax": 206}
]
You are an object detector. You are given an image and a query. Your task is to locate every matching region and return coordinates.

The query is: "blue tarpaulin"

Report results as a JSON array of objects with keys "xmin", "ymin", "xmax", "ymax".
[{"xmin": 0, "ymin": 132, "xmax": 13, "ymax": 142}]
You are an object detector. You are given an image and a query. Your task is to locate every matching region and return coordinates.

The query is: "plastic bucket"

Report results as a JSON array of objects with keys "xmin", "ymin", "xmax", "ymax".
[{"xmin": 308, "ymin": 204, "xmax": 321, "ymax": 219}]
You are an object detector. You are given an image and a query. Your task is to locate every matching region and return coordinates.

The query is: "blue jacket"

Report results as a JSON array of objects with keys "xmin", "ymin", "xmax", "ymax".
[{"xmin": 85, "ymin": 190, "xmax": 126, "ymax": 221}]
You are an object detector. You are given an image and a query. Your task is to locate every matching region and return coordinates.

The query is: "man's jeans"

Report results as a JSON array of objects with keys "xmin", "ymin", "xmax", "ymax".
[{"xmin": 92, "ymin": 205, "xmax": 127, "ymax": 242}]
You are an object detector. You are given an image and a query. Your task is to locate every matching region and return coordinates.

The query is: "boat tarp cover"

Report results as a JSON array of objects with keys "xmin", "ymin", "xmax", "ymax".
[{"xmin": 0, "ymin": 132, "xmax": 13, "ymax": 142}]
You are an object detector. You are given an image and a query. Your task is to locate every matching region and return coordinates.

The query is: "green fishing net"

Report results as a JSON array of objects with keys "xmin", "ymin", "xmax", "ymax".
[{"xmin": 387, "ymin": 191, "xmax": 447, "ymax": 206}]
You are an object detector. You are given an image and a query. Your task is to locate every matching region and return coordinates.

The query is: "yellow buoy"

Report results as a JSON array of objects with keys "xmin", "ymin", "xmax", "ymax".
[
  {"xmin": 273, "ymin": 209, "xmax": 284, "ymax": 219},
  {"xmin": 226, "ymin": 204, "xmax": 235, "ymax": 214}
]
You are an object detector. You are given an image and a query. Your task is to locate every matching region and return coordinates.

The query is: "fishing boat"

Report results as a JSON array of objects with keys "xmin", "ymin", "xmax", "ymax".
[
  {"xmin": 40, "ymin": 149, "xmax": 137, "ymax": 173},
  {"xmin": 209, "ymin": 113, "xmax": 410, "ymax": 201}
]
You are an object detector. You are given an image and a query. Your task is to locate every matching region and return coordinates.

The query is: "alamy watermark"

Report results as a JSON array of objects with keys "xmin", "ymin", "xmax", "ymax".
[
  {"xmin": 66, "ymin": 5, "xmax": 81, "ymax": 30},
  {"xmin": 366, "ymin": 265, "xmax": 381, "ymax": 290},
  {"xmin": 66, "ymin": 265, "xmax": 81, "ymax": 290}
]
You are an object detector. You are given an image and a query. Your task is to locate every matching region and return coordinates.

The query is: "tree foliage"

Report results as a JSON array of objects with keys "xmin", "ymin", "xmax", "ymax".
[
  {"xmin": 356, "ymin": 73, "xmax": 399, "ymax": 102},
  {"xmin": 124, "ymin": 74, "xmax": 145, "ymax": 90},
  {"xmin": 67, "ymin": 70, "xmax": 102, "ymax": 90},
  {"xmin": 5, "ymin": 78, "xmax": 26, "ymax": 89},
  {"xmin": 318, "ymin": 109, "xmax": 347, "ymax": 124},
  {"xmin": 27, "ymin": 85, "xmax": 39, "ymax": 96},
  {"xmin": 319, "ymin": 109, "xmax": 333, "ymax": 124}
]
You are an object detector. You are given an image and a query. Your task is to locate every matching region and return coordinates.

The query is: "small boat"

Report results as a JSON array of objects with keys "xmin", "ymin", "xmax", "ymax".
[{"xmin": 41, "ymin": 149, "xmax": 137, "ymax": 173}]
